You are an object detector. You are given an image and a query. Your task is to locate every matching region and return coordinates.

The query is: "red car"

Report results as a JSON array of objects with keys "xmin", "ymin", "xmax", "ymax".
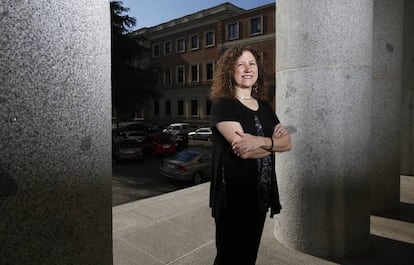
[{"xmin": 142, "ymin": 133, "xmax": 177, "ymax": 157}]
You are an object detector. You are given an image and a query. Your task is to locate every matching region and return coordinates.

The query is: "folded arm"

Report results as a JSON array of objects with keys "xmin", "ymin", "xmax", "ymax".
[{"xmin": 216, "ymin": 121, "xmax": 292, "ymax": 159}]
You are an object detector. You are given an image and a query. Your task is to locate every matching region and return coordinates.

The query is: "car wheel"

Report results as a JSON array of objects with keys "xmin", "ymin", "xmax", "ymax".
[{"xmin": 193, "ymin": 172, "xmax": 202, "ymax": 185}]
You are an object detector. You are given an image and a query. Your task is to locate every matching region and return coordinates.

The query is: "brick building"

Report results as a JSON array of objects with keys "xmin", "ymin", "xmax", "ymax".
[{"xmin": 132, "ymin": 3, "xmax": 276, "ymax": 126}]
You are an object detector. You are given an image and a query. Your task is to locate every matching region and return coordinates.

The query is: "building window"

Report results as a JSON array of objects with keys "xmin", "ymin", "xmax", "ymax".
[
  {"xmin": 191, "ymin": 100, "xmax": 198, "ymax": 116},
  {"xmin": 165, "ymin": 100, "xmax": 171, "ymax": 116},
  {"xmin": 176, "ymin": 38, "xmax": 185, "ymax": 53},
  {"xmin": 190, "ymin": 64, "xmax": 199, "ymax": 82},
  {"xmin": 206, "ymin": 99, "xmax": 212, "ymax": 116},
  {"xmin": 206, "ymin": 62, "xmax": 214, "ymax": 81},
  {"xmin": 205, "ymin": 31, "xmax": 215, "ymax": 47},
  {"xmin": 190, "ymin": 34, "xmax": 199, "ymax": 50},
  {"xmin": 152, "ymin": 43, "xmax": 160, "ymax": 57},
  {"xmin": 164, "ymin": 69, "xmax": 171, "ymax": 85},
  {"xmin": 176, "ymin": 65, "xmax": 185, "ymax": 84},
  {"xmin": 227, "ymin": 22, "xmax": 239, "ymax": 40},
  {"xmin": 154, "ymin": 100, "xmax": 159, "ymax": 115},
  {"xmin": 164, "ymin": 41, "xmax": 172, "ymax": 55},
  {"xmin": 177, "ymin": 100, "xmax": 184, "ymax": 116},
  {"xmin": 250, "ymin": 16, "xmax": 263, "ymax": 35}
]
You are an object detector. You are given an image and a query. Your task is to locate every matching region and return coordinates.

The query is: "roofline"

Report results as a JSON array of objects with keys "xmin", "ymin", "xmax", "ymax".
[{"xmin": 130, "ymin": 2, "xmax": 245, "ymax": 36}]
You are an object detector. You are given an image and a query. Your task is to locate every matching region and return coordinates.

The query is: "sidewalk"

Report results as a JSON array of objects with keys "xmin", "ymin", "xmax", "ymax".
[{"xmin": 113, "ymin": 176, "xmax": 414, "ymax": 265}]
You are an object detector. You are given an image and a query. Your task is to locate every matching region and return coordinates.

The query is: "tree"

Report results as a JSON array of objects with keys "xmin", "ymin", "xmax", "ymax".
[{"xmin": 110, "ymin": 1, "xmax": 160, "ymax": 120}]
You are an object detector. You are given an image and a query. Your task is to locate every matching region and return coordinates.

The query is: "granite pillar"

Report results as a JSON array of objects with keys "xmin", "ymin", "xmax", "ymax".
[
  {"xmin": 370, "ymin": 0, "xmax": 404, "ymax": 212},
  {"xmin": 401, "ymin": 0, "xmax": 414, "ymax": 176},
  {"xmin": 0, "ymin": 1, "xmax": 112, "ymax": 264},
  {"xmin": 274, "ymin": 0, "xmax": 373, "ymax": 259}
]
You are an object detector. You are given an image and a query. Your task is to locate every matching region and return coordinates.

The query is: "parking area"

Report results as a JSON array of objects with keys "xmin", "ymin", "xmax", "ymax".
[{"xmin": 112, "ymin": 140, "xmax": 211, "ymax": 206}]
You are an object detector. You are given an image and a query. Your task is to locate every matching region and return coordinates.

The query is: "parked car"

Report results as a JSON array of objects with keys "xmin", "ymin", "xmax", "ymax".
[
  {"xmin": 113, "ymin": 139, "xmax": 143, "ymax": 162},
  {"xmin": 162, "ymin": 123, "xmax": 190, "ymax": 135},
  {"xmin": 122, "ymin": 131, "xmax": 147, "ymax": 143},
  {"xmin": 173, "ymin": 132, "xmax": 189, "ymax": 150},
  {"xmin": 160, "ymin": 148, "xmax": 212, "ymax": 184},
  {"xmin": 142, "ymin": 133, "xmax": 177, "ymax": 157},
  {"xmin": 188, "ymin": 127, "xmax": 212, "ymax": 141},
  {"xmin": 162, "ymin": 123, "xmax": 190, "ymax": 149},
  {"xmin": 119, "ymin": 122, "xmax": 148, "ymax": 132}
]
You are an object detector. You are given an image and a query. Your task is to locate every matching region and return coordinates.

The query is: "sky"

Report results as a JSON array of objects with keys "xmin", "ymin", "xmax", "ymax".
[{"xmin": 118, "ymin": 0, "xmax": 275, "ymax": 30}]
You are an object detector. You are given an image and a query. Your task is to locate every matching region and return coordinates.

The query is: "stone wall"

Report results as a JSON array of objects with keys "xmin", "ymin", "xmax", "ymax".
[{"xmin": 0, "ymin": 1, "xmax": 112, "ymax": 264}]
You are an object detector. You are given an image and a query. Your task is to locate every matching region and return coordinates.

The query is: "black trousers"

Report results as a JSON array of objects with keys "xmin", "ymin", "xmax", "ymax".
[{"xmin": 213, "ymin": 208, "xmax": 267, "ymax": 265}]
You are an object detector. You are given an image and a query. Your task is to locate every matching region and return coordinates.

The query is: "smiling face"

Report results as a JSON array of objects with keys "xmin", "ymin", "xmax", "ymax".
[{"xmin": 233, "ymin": 51, "xmax": 258, "ymax": 89}]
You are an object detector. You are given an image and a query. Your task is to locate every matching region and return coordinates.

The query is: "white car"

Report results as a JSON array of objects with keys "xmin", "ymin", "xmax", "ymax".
[
  {"xmin": 188, "ymin": 127, "xmax": 212, "ymax": 141},
  {"xmin": 163, "ymin": 123, "xmax": 190, "ymax": 135}
]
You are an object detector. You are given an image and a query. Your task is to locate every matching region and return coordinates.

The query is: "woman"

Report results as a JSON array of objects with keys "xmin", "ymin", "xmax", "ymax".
[{"xmin": 210, "ymin": 45, "xmax": 292, "ymax": 265}]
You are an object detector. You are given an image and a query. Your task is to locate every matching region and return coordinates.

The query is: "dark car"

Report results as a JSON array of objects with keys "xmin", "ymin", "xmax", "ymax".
[
  {"xmin": 172, "ymin": 132, "xmax": 189, "ymax": 150},
  {"xmin": 142, "ymin": 133, "xmax": 177, "ymax": 157},
  {"xmin": 162, "ymin": 123, "xmax": 190, "ymax": 150},
  {"xmin": 160, "ymin": 148, "xmax": 212, "ymax": 184},
  {"xmin": 113, "ymin": 139, "xmax": 143, "ymax": 162}
]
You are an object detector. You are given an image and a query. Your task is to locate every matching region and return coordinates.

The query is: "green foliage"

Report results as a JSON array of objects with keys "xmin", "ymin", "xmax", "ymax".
[{"xmin": 110, "ymin": 1, "xmax": 160, "ymax": 119}]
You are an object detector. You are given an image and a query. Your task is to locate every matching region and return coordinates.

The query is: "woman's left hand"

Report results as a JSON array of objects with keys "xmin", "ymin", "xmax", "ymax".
[
  {"xmin": 273, "ymin": 124, "xmax": 288, "ymax": 138},
  {"xmin": 231, "ymin": 131, "xmax": 262, "ymax": 156}
]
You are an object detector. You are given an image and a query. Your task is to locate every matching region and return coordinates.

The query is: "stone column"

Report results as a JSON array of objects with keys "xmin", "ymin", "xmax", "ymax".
[
  {"xmin": 0, "ymin": 1, "xmax": 112, "ymax": 264},
  {"xmin": 275, "ymin": 0, "xmax": 373, "ymax": 259},
  {"xmin": 371, "ymin": 0, "xmax": 404, "ymax": 212},
  {"xmin": 401, "ymin": 0, "xmax": 414, "ymax": 176}
]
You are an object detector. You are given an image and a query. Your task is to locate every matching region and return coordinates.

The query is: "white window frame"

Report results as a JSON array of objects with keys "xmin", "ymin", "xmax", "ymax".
[
  {"xmin": 205, "ymin": 31, "xmax": 215, "ymax": 47},
  {"xmin": 164, "ymin": 40, "xmax": 172, "ymax": 55},
  {"xmin": 205, "ymin": 62, "xmax": 215, "ymax": 81},
  {"xmin": 250, "ymin": 16, "xmax": 263, "ymax": 36},
  {"xmin": 164, "ymin": 69, "xmax": 172, "ymax": 85},
  {"xmin": 176, "ymin": 65, "xmax": 185, "ymax": 84},
  {"xmin": 226, "ymin": 22, "xmax": 239, "ymax": 41},
  {"xmin": 176, "ymin": 37, "xmax": 185, "ymax": 53},
  {"xmin": 152, "ymin": 43, "xmax": 161, "ymax": 57},
  {"xmin": 190, "ymin": 64, "xmax": 199, "ymax": 83},
  {"xmin": 190, "ymin": 34, "xmax": 199, "ymax": 50}
]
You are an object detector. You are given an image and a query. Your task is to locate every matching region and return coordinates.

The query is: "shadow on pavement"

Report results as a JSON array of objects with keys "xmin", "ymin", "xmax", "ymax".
[{"xmin": 341, "ymin": 235, "xmax": 414, "ymax": 265}]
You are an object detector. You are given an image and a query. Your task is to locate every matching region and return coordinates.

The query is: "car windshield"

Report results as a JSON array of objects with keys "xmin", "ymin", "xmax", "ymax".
[{"xmin": 174, "ymin": 151, "xmax": 200, "ymax": 162}]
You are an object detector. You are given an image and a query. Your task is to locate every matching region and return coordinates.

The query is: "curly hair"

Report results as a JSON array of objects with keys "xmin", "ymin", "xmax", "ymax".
[{"xmin": 210, "ymin": 45, "xmax": 266, "ymax": 99}]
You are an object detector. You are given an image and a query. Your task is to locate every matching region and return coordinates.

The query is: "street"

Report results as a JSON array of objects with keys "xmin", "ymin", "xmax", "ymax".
[{"xmin": 112, "ymin": 140, "xmax": 212, "ymax": 206}]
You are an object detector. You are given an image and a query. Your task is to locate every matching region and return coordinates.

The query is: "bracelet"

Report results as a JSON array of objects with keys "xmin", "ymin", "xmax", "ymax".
[{"xmin": 268, "ymin": 137, "xmax": 273, "ymax": 152}]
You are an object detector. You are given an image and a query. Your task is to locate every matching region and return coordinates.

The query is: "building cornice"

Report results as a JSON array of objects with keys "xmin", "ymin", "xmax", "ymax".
[{"xmin": 131, "ymin": 3, "xmax": 244, "ymax": 38}]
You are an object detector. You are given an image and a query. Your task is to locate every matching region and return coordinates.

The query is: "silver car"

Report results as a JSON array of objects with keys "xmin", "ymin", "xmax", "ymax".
[
  {"xmin": 188, "ymin": 127, "xmax": 212, "ymax": 141},
  {"xmin": 160, "ymin": 148, "xmax": 212, "ymax": 184}
]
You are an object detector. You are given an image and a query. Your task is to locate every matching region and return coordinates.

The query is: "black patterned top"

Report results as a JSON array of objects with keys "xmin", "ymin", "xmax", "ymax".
[{"xmin": 210, "ymin": 97, "xmax": 282, "ymax": 218}]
